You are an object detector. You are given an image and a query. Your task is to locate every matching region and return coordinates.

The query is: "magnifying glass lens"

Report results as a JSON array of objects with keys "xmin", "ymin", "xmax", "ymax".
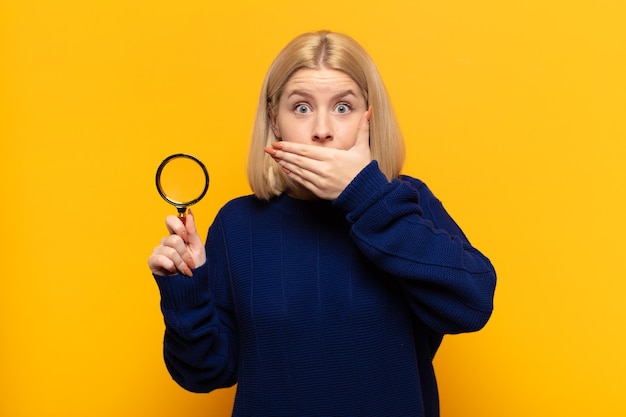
[
  {"xmin": 156, "ymin": 153, "xmax": 209, "ymax": 221},
  {"xmin": 158, "ymin": 157, "xmax": 207, "ymax": 204}
]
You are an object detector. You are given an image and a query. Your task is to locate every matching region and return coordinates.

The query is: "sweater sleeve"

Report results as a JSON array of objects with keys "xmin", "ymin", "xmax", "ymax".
[
  {"xmin": 334, "ymin": 161, "xmax": 497, "ymax": 335},
  {"xmin": 153, "ymin": 215, "xmax": 238, "ymax": 393}
]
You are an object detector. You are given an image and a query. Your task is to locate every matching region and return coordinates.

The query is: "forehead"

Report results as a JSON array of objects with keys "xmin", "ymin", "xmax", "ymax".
[{"xmin": 283, "ymin": 68, "xmax": 362, "ymax": 97}]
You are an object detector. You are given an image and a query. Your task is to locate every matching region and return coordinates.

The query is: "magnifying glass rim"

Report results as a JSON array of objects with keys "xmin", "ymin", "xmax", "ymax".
[{"xmin": 156, "ymin": 153, "xmax": 209, "ymax": 209}]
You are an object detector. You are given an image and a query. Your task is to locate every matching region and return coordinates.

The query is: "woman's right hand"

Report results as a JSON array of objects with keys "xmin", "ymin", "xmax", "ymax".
[{"xmin": 148, "ymin": 210, "xmax": 206, "ymax": 277}]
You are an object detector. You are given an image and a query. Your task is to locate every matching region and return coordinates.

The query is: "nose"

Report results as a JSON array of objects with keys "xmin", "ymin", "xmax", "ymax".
[{"xmin": 312, "ymin": 113, "xmax": 333, "ymax": 142}]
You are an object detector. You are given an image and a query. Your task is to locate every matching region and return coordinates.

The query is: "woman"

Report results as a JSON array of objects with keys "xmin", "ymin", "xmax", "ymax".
[{"xmin": 149, "ymin": 30, "xmax": 496, "ymax": 417}]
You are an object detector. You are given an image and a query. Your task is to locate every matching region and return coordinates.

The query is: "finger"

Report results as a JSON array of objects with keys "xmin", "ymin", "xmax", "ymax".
[
  {"xmin": 148, "ymin": 253, "xmax": 177, "ymax": 276},
  {"xmin": 159, "ymin": 235, "xmax": 195, "ymax": 274},
  {"xmin": 149, "ymin": 247, "xmax": 193, "ymax": 277},
  {"xmin": 165, "ymin": 215, "xmax": 189, "ymax": 243},
  {"xmin": 269, "ymin": 143, "xmax": 335, "ymax": 177},
  {"xmin": 270, "ymin": 141, "xmax": 328, "ymax": 161}
]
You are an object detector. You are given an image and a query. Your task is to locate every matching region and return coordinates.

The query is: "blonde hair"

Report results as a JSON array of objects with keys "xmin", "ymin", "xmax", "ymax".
[{"xmin": 247, "ymin": 30, "xmax": 405, "ymax": 200}]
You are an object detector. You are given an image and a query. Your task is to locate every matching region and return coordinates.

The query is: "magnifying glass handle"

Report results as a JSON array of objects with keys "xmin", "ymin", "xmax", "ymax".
[{"xmin": 177, "ymin": 207, "xmax": 187, "ymax": 225}]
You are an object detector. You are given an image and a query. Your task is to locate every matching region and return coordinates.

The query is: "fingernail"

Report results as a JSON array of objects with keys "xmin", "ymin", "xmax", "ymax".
[
  {"xmin": 184, "ymin": 266, "xmax": 193, "ymax": 277},
  {"xmin": 264, "ymin": 147, "xmax": 277, "ymax": 156},
  {"xmin": 271, "ymin": 142, "xmax": 284, "ymax": 149},
  {"xmin": 281, "ymin": 167, "xmax": 291, "ymax": 175},
  {"xmin": 186, "ymin": 256, "xmax": 196, "ymax": 270}
]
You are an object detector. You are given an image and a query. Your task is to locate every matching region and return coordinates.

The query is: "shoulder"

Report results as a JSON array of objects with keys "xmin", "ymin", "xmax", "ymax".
[
  {"xmin": 221, "ymin": 194, "xmax": 261, "ymax": 209},
  {"xmin": 397, "ymin": 175, "xmax": 438, "ymax": 201},
  {"xmin": 399, "ymin": 175, "xmax": 466, "ymax": 236},
  {"xmin": 217, "ymin": 195, "xmax": 269, "ymax": 218},
  {"xmin": 208, "ymin": 195, "xmax": 269, "ymax": 240},
  {"xmin": 397, "ymin": 174, "xmax": 425, "ymax": 190}
]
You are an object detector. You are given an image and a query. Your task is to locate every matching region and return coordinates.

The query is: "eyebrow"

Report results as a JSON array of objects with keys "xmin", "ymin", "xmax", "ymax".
[{"xmin": 286, "ymin": 89, "xmax": 359, "ymax": 101}]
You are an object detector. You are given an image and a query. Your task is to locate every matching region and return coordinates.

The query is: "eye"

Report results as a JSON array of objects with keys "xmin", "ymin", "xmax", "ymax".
[
  {"xmin": 335, "ymin": 103, "xmax": 351, "ymax": 114},
  {"xmin": 295, "ymin": 104, "xmax": 311, "ymax": 114}
]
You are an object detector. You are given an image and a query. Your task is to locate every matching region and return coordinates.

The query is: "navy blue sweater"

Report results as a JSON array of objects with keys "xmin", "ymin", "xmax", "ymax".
[{"xmin": 154, "ymin": 161, "xmax": 496, "ymax": 416}]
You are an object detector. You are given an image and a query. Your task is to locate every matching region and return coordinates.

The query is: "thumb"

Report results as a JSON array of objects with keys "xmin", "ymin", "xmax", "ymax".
[
  {"xmin": 184, "ymin": 209, "xmax": 203, "ymax": 247},
  {"xmin": 184, "ymin": 209, "xmax": 207, "ymax": 269},
  {"xmin": 353, "ymin": 106, "xmax": 372, "ymax": 152}
]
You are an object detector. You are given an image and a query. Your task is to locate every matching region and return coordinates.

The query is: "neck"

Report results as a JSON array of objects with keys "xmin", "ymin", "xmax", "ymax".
[{"xmin": 286, "ymin": 186, "xmax": 320, "ymax": 201}]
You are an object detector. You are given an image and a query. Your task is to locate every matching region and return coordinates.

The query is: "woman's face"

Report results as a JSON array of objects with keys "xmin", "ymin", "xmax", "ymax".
[{"xmin": 271, "ymin": 68, "xmax": 367, "ymax": 150}]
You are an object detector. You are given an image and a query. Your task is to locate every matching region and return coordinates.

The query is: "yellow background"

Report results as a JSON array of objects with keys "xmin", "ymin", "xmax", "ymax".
[{"xmin": 2, "ymin": 0, "xmax": 625, "ymax": 416}]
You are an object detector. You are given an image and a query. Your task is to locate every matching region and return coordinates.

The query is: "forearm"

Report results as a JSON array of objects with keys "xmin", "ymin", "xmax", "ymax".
[
  {"xmin": 335, "ymin": 161, "xmax": 497, "ymax": 334},
  {"xmin": 154, "ymin": 262, "xmax": 238, "ymax": 392}
]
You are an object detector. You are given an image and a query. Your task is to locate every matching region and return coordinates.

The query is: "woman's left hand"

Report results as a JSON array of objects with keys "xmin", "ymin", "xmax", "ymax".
[{"xmin": 265, "ymin": 107, "xmax": 372, "ymax": 200}]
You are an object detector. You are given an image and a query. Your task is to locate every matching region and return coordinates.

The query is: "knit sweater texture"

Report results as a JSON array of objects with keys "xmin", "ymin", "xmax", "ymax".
[{"xmin": 154, "ymin": 161, "xmax": 496, "ymax": 417}]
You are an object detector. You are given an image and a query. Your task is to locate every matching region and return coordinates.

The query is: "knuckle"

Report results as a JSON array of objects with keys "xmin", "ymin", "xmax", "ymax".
[{"xmin": 162, "ymin": 234, "xmax": 182, "ymax": 248}]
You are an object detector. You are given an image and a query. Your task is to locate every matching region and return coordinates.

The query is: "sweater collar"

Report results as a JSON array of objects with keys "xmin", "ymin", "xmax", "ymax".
[{"xmin": 270, "ymin": 193, "xmax": 344, "ymax": 220}]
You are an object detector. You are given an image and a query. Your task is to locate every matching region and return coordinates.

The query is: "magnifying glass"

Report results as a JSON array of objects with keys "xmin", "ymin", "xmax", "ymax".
[{"xmin": 156, "ymin": 153, "xmax": 209, "ymax": 224}]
